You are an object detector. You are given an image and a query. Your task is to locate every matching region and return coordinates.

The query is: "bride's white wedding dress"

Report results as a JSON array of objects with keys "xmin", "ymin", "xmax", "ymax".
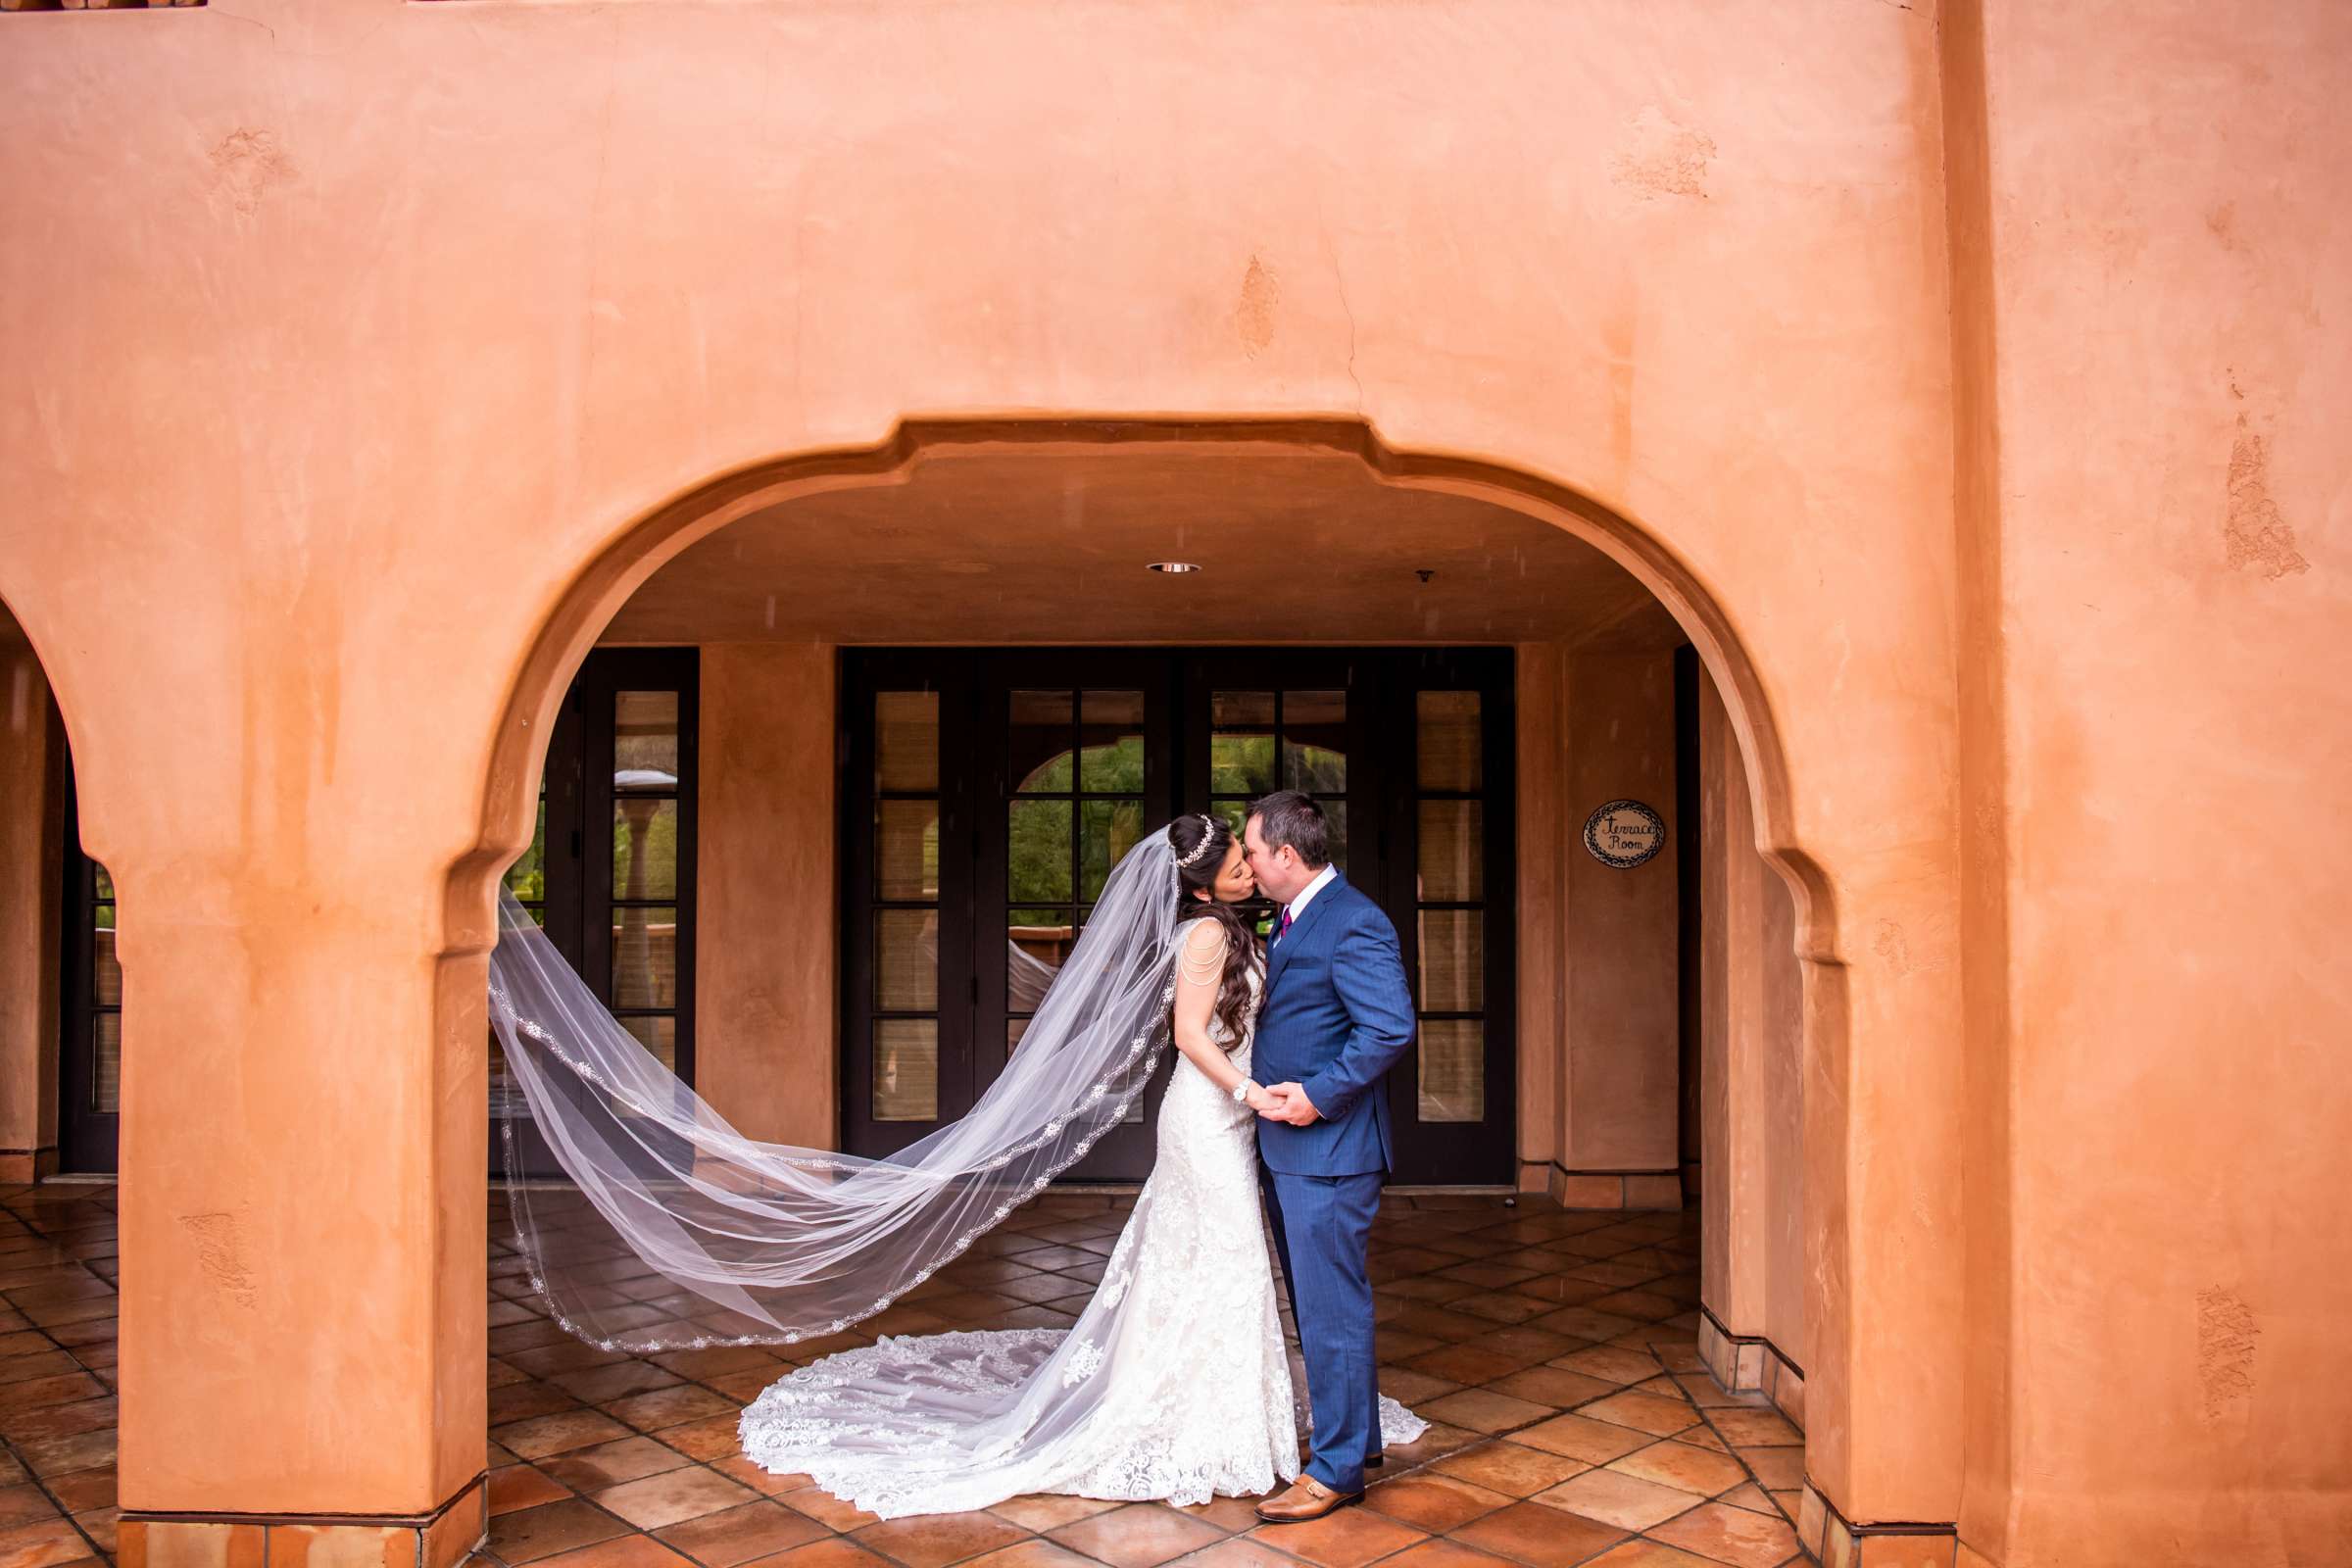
[{"xmin": 737, "ymin": 960, "xmax": 1426, "ymax": 1518}]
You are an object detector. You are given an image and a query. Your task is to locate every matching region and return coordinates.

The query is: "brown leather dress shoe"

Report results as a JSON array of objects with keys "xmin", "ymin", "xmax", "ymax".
[{"xmin": 1255, "ymin": 1475, "xmax": 1363, "ymax": 1523}]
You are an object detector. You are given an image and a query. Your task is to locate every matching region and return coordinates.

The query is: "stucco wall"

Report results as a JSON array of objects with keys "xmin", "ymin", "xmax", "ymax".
[
  {"xmin": 1956, "ymin": 2, "xmax": 2352, "ymax": 1561},
  {"xmin": 694, "ymin": 644, "xmax": 838, "ymax": 1150},
  {"xmin": 1560, "ymin": 652, "xmax": 1682, "ymax": 1181},
  {"xmin": 0, "ymin": 620, "xmax": 62, "ymax": 1181},
  {"xmin": 7, "ymin": 0, "xmax": 1967, "ymax": 1510},
  {"xmin": 1697, "ymin": 669, "xmax": 1806, "ymax": 1373},
  {"xmin": 1515, "ymin": 644, "xmax": 1686, "ymax": 1205}
]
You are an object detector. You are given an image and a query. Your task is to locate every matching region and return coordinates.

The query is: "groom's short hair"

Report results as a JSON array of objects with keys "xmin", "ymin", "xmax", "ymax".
[{"xmin": 1249, "ymin": 790, "xmax": 1331, "ymax": 869}]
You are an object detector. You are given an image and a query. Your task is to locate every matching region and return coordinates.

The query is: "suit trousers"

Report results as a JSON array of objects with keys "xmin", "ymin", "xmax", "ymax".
[{"xmin": 1259, "ymin": 1161, "xmax": 1385, "ymax": 1494}]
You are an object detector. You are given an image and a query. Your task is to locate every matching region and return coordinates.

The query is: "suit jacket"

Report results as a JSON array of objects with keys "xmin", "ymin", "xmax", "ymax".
[{"xmin": 1252, "ymin": 870, "xmax": 1416, "ymax": 1177}]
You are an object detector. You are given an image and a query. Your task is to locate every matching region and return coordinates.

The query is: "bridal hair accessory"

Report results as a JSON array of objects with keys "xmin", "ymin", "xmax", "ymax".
[{"xmin": 1174, "ymin": 813, "xmax": 1221, "ymax": 870}]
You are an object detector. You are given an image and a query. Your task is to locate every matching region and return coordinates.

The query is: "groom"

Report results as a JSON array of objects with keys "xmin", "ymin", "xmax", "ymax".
[{"xmin": 1243, "ymin": 790, "xmax": 1417, "ymax": 1523}]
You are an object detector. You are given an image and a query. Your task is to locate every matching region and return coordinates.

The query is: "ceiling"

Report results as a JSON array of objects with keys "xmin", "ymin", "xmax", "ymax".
[{"xmin": 602, "ymin": 447, "xmax": 1687, "ymax": 650}]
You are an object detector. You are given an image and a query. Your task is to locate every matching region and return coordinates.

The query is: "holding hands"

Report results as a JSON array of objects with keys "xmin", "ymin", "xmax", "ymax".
[{"xmin": 1252, "ymin": 1081, "xmax": 1322, "ymax": 1127}]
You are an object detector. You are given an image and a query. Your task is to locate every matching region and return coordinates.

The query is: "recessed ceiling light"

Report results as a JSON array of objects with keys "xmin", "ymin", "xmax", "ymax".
[{"xmin": 1147, "ymin": 562, "xmax": 1201, "ymax": 574}]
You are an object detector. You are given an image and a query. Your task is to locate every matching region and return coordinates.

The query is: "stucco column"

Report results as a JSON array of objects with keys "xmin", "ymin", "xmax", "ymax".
[
  {"xmin": 1513, "ymin": 645, "xmax": 1568, "ymax": 1196},
  {"xmin": 1695, "ymin": 671, "xmax": 1807, "ymax": 1421},
  {"xmin": 114, "ymin": 880, "xmax": 485, "ymax": 1564},
  {"xmin": 1554, "ymin": 650, "xmax": 1683, "ymax": 1208},
  {"xmin": 697, "ymin": 642, "xmax": 838, "ymax": 1147},
  {"xmin": 0, "ymin": 626, "xmax": 62, "ymax": 1184}
]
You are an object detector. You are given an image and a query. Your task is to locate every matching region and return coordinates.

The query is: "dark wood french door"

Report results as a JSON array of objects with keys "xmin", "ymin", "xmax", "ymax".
[
  {"xmin": 841, "ymin": 648, "xmax": 1515, "ymax": 1184},
  {"xmin": 495, "ymin": 648, "xmax": 699, "ymax": 1176},
  {"xmin": 59, "ymin": 765, "xmax": 117, "ymax": 1174}
]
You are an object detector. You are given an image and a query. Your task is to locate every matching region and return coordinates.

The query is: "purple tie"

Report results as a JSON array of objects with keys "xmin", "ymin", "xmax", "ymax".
[{"xmin": 1277, "ymin": 907, "xmax": 1294, "ymax": 944}]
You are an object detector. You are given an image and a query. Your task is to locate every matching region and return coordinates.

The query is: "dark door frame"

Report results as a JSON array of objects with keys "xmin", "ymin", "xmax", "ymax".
[
  {"xmin": 840, "ymin": 647, "xmax": 1517, "ymax": 1186},
  {"xmin": 58, "ymin": 762, "xmax": 113, "ymax": 1174},
  {"xmin": 496, "ymin": 646, "xmax": 699, "ymax": 1178}
]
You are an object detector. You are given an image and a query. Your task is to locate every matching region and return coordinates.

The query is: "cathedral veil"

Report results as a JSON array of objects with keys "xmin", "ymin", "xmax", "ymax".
[{"xmin": 486, "ymin": 829, "xmax": 1186, "ymax": 1351}]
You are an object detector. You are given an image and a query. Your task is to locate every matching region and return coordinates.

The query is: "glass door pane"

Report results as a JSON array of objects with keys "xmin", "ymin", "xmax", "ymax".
[
  {"xmin": 498, "ymin": 648, "xmax": 697, "ymax": 1176},
  {"xmin": 871, "ymin": 689, "xmax": 943, "ymax": 1124},
  {"xmin": 1413, "ymin": 691, "xmax": 1484, "ymax": 1123}
]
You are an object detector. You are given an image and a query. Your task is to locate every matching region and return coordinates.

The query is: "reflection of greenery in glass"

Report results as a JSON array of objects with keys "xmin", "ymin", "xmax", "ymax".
[
  {"xmin": 1008, "ymin": 800, "xmax": 1073, "ymax": 901},
  {"xmin": 1284, "ymin": 743, "xmax": 1348, "ymax": 794},
  {"xmin": 93, "ymin": 903, "xmax": 116, "ymax": 932},
  {"xmin": 95, "ymin": 866, "xmax": 115, "ymax": 902},
  {"xmin": 1212, "ymin": 691, "xmax": 1275, "ymax": 793},
  {"xmin": 1018, "ymin": 751, "xmax": 1073, "ymax": 793},
  {"xmin": 505, "ymin": 798, "xmax": 548, "ymax": 902},
  {"xmin": 1079, "ymin": 735, "xmax": 1145, "ymax": 793},
  {"xmin": 1210, "ymin": 734, "xmax": 1273, "ymax": 795},
  {"xmin": 611, "ymin": 800, "xmax": 679, "ymax": 900},
  {"xmin": 1006, "ymin": 906, "xmax": 1068, "ymax": 930},
  {"xmin": 1080, "ymin": 800, "xmax": 1144, "ymax": 900}
]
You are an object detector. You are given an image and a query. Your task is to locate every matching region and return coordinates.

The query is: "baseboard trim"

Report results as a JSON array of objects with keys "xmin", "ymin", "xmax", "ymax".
[
  {"xmin": 1518, "ymin": 1160, "xmax": 1685, "ymax": 1210},
  {"xmin": 0, "ymin": 1148, "xmax": 60, "ymax": 1184},
  {"xmin": 1696, "ymin": 1305, "xmax": 1807, "ymax": 1430},
  {"xmin": 1798, "ymin": 1481, "xmax": 1962, "ymax": 1566},
  {"xmin": 122, "ymin": 1473, "xmax": 486, "ymax": 1568}
]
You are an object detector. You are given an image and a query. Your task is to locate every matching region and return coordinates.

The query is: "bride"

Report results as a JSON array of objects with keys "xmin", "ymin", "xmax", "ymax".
[{"xmin": 487, "ymin": 813, "xmax": 1423, "ymax": 1520}]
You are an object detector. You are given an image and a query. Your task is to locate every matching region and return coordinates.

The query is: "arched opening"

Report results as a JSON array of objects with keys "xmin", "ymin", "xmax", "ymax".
[
  {"xmin": 0, "ymin": 596, "xmax": 72, "ymax": 1184},
  {"xmin": 0, "ymin": 594, "xmax": 121, "ymax": 1557},
  {"xmin": 453, "ymin": 419, "xmax": 1842, "ymax": 1562}
]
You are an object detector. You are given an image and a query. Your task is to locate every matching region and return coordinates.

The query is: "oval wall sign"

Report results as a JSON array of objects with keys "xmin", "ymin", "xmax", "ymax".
[{"xmin": 1584, "ymin": 800, "xmax": 1666, "ymax": 869}]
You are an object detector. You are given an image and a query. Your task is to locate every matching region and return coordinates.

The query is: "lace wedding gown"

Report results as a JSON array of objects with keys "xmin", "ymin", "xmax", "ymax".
[{"xmin": 738, "ymin": 963, "xmax": 1426, "ymax": 1518}]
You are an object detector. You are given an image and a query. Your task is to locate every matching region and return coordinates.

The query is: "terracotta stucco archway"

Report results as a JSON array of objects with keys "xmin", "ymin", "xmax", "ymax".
[
  {"xmin": 438, "ymin": 415, "xmax": 1887, "ymax": 1513},
  {"xmin": 0, "ymin": 591, "xmax": 78, "ymax": 1185}
]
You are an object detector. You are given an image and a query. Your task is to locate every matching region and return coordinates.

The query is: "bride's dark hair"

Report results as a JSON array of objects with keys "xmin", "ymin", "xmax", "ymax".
[{"xmin": 1168, "ymin": 813, "xmax": 1263, "ymax": 1053}]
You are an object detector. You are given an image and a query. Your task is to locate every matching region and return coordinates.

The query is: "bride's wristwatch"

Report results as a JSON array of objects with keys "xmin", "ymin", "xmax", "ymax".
[{"xmin": 1231, "ymin": 1079, "xmax": 1257, "ymax": 1104}]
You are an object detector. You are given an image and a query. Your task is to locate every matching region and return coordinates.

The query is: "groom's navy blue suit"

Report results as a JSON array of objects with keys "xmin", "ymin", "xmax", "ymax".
[{"xmin": 1253, "ymin": 868, "xmax": 1415, "ymax": 1496}]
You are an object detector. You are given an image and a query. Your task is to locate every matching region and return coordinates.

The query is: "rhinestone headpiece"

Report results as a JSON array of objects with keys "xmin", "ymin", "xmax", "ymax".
[{"xmin": 1174, "ymin": 812, "xmax": 1222, "ymax": 870}]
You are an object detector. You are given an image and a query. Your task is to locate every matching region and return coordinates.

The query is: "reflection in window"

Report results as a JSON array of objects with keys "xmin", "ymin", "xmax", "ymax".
[
  {"xmin": 876, "ymin": 692, "xmax": 941, "ymax": 792},
  {"xmin": 1010, "ymin": 689, "xmax": 1076, "ymax": 793},
  {"xmin": 1418, "ymin": 800, "xmax": 1484, "ymax": 902},
  {"xmin": 1080, "ymin": 799, "xmax": 1145, "ymax": 900},
  {"xmin": 1417, "ymin": 909, "xmax": 1485, "ymax": 1011},
  {"xmin": 874, "ymin": 1020, "xmax": 939, "ymax": 1121},
  {"xmin": 1079, "ymin": 690, "xmax": 1146, "ymax": 792},
  {"xmin": 1210, "ymin": 691, "xmax": 1275, "ymax": 795},
  {"xmin": 612, "ymin": 797, "xmax": 679, "ymax": 900},
  {"xmin": 1414, "ymin": 689, "xmax": 1486, "ymax": 1130},
  {"xmin": 614, "ymin": 690, "xmax": 680, "ymax": 777},
  {"xmin": 88, "ymin": 863, "xmax": 120, "ymax": 1114},
  {"xmin": 1282, "ymin": 690, "xmax": 1348, "ymax": 792},
  {"xmin": 618, "ymin": 1015, "xmax": 677, "ymax": 1076},
  {"xmin": 1418, "ymin": 1020, "xmax": 1485, "ymax": 1122},
  {"xmin": 877, "ymin": 800, "xmax": 941, "ymax": 900},
  {"xmin": 876, "ymin": 908, "xmax": 940, "ymax": 1011},
  {"xmin": 611, "ymin": 905, "xmax": 679, "ymax": 1008},
  {"xmin": 1417, "ymin": 691, "xmax": 1482, "ymax": 792}
]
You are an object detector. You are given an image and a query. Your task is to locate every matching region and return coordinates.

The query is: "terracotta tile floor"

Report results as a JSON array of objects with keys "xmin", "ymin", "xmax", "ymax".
[{"xmin": 0, "ymin": 1185, "xmax": 1813, "ymax": 1568}]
